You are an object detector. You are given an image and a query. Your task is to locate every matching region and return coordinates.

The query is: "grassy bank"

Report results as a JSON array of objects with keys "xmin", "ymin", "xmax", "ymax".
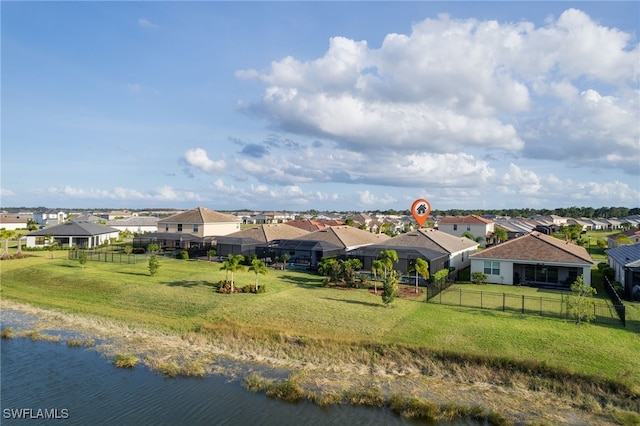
[{"xmin": 2, "ymin": 252, "xmax": 639, "ymax": 424}]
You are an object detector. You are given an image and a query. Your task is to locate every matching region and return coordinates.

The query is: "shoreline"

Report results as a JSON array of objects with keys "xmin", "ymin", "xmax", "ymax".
[{"xmin": 0, "ymin": 299, "xmax": 633, "ymax": 425}]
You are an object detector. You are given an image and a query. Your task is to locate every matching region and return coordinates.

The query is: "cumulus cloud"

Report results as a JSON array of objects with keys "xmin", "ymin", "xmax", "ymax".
[
  {"xmin": 1, "ymin": 188, "xmax": 15, "ymax": 197},
  {"xmin": 238, "ymin": 8, "xmax": 638, "ymax": 173},
  {"xmin": 183, "ymin": 148, "xmax": 226, "ymax": 175},
  {"xmin": 358, "ymin": 190, "xmax": 397, "ymax": 207}
]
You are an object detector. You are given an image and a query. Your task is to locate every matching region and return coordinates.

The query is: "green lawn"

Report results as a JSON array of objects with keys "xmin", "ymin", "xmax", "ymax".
[{"xmin": 2, "ymin": 251, "xmax": 639, "ymax": 393}]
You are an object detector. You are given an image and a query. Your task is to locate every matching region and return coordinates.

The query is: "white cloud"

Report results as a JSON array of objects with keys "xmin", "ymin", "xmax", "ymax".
[
  {"xmin": 44, "ymin": 185, "xmax": 204, "ymax": 202},
  {"xmin": 358, "ymin": 190, "xmax": 397, "ymax": 206},
  {"xmin": 138, "ymin": 18, "xmax": 158, "ymax": 29},
  {"xmin": 239, "ymin": 9, "xmax": 638, "ymax": 173},
  {"xmin": 183, "ymin": 148, "xmax": 226, "ymax": 174},
  {"xmin": 1, "ymin": 188, "xmax": 15, "ymax": 197}
]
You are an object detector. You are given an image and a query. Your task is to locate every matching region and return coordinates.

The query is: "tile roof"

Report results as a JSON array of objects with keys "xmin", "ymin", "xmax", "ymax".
[
  {"xmin": 159, "ymin": 207, "xmax": 240, "ymax": 224},
  {"xmin": 471, "ymin": 231, "xmax": 593, "ymax": 265},
  {"xmin": 223, "ymin": 224, "xmax": 309, "ymax": 243},
  {"xmin": 438, "ymin": 215, "xmax": 493, "ymax": 225},
  {"xmin": 293, "ymin": 226, "xmax": 389, "ymax": 250}
]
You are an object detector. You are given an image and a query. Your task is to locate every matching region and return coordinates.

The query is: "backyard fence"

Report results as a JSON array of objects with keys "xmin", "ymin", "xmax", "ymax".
[
  {"xmin": 427, "ymin": 286, "xmax": 624, "ymax": 327},
  {"xmin": 603, "ymin": 276, "xmax": 626, "ymax": 327},
  {"xmin": 68, "ymin": 249, "xmax": 144, "ymax": 264}
]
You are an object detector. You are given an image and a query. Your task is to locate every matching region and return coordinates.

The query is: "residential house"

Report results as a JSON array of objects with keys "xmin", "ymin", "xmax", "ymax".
[
  {"xmin": 470, "ymin": 231, "xmax": 594, "ymax": 287},
  {"xmin": 106, "ymin": 216, "xmax": 159, "ymax": 234},
  {"xmin": 605, "ymin": 243, "xmax": 640, "ymax": 301},
  {"xmin": 348, "ymin": 228, "xmax": 478, "ymax": 278},
  {"xmin": 215, "ymin": 224, "xmax": 309, "ymax": 257},
  {"xmin": 0, "ymin": 214, "xmax": 29, "ymax": 231},
  {"xmin": 607, "ymin": 229, "xmax": 640, "ymax": 249},
  {"xmin": 33, "ymin": 209, "xmax": 66, "ymax": 226},
  {"xmin": 285, "ymin": 219, "xmax": 344, "ymax": 232},
  {"xmin": 26, "ymin": 221, "xmax": 120, "ymax": 249},
  {"xmin": 256, "ymin": 226, "xmax": 390, "ymax": 269},
  {"xmin": 134, "ymin": 206, "xmax": 241, "ymax": 252},
  {"xmin": 437, "ymin": 215, "xmax": 495, "ymax": 246}
]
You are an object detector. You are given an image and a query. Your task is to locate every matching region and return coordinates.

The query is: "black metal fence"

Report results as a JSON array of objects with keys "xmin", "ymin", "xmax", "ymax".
[
  {"xmin": 603, "ymin": 276, "xmax": 626, "ymax": 327},
  {"xmin": 427, "ymin": 286, "xmax": 624, "ymax": 327},
  {"xmin": 68, "ymin": 249, "xmax": 144, "ymax": 264}
]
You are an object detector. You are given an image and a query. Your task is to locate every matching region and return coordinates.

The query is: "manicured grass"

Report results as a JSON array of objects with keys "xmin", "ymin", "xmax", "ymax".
[{"xmin": 1, "ymin": 252, "xmax": 639, "ymax": 394}]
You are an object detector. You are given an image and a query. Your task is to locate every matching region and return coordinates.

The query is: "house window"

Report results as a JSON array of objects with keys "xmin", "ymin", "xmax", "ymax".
[
  {"xmin": 177, "ymin": 224, "xmax": 183, "ymax": 232},
  {"xmin": 35, "ymin": 237, "xmax": 46, "ymax": 245},
  {"xmin": 165, "ymin": 224, "xmax": 169, "ymax": 232},
  {"xmin": 483, "ymin": 261, "xmax": 500, "ymax": 275},
  {"xmin": 193, "ymin": 224, "xmax": 199, "ymax": 233},
  {"xmin": 466, "ymin": 225, "xmax": 471, "ymax": 231},
  {"xmin": 453, "ymin": 224, "xmax": 458, "ymax": 231}
]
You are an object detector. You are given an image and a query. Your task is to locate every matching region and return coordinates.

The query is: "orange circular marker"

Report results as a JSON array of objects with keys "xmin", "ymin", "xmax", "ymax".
[{"xmin": 411, "ymin": 199, "xmax": 431, "ymax": 227}]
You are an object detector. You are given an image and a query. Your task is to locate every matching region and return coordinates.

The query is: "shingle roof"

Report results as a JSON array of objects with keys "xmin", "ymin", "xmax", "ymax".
[
  {"xmin": 471, "ymin": 231, "xmax": 593, "ymax": 265},
  {"xmin": 106, "ymin": 217, "xmax": 160, "ymax": 226},
  {"xmin": 293, "ymin": 226, "xmax": 389, "ymax": 250},
  {"xmin": 385, "ymin": 228, "xmax": 478, "ymax": 254},
  {"xmin": 222, "ymin": 224, "xmax": 309, "ymax": 243},
  {"xmin": 438, "ymin": 215, "xmax": 493, "ymax": 225},
  {"xmin": 27, "ymin": 221, "xmax": 119, "ymax": 237},
  {"xmin": 159, "ymin": 207, "xmax": 240, "ymax": 224}
]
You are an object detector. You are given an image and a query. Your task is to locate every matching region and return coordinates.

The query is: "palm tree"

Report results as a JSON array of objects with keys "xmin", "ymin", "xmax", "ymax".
[
  {"xmin": 494, "ymin": 227, "xmax": 508, "ymax": 244},
  {"xmin": 221, "ymin": 254, "xmax": 245, "ymax": 292},
  {"xmin": 379, "ymin": 249, "xmax": 398, "ymax": 278},
  {"xmin": 371, "ymin": 259, "xmax": 384, "ymax": 295},
  {"xmin": 0, "ymin": 229, "xmax": 14, "ymax": 259},
  {"xmin": 248, "ymin": 258, "xmax": 268, "ymax": 291},
  {"xmin": 413, "ymin": 258, "xmax": 429, "ymax": 294}
]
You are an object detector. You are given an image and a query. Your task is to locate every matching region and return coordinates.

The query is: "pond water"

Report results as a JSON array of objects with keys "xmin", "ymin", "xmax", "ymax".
[{"xmin": 0, "ymin": 311, "xmax": 481, "ymax": 425}]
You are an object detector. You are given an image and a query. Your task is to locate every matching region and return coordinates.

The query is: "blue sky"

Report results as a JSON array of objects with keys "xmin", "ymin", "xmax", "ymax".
[{"xmin": 2, "ymin": 1, "xmax": 639, "ymax": 212}]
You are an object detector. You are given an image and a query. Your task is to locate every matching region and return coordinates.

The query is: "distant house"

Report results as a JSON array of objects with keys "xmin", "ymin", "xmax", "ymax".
[
  {"xmin": 256, "ymin": 226, "xmax": 389, "ymax": 269},
  {"xmin": 437, "ymin": 215, "xmax": 495, "ymax": 246},
  {"xmin": 0, "ymin": 214, "xmax": 29, "ymax": 231},
  {"xmin": 348, "ymin": 228, "xmax": 479, "ymax": 278},
  {"xmin": 106, "ymin": 216, "xmax": 159, "ymax": 234},
  {"xmin": 33, "ymin": 209, "xmax": 66, "ymax": 226},
  {"xmin": 470, "ymin": 231, "xmax": 594, "ymax": 287},
  {"xmin": 285, "ymin": 219, "xmax": 344, "ymax": 232},
  {"xmin": 607, "ymin": 229, "xmax": 640, "ymax": 249},
  {"xmin": 605, "ymin": 243, "xmax": 640, "ymax": 301},
  {"xmin": 215, "ymin": 224, "xmax": 309, "ymax": 257},
  {"xmin": 134, "ymin": 206, "xmax": 241, "ymax": 252},
  {"xmin": 26, "ymin": 221, "xmax": 120, "ymax": 249}
]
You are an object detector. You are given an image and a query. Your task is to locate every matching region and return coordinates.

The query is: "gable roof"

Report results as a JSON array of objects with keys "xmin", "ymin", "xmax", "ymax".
[
  {"xmin": 220, "ymin": 224, "xmax": 309, "ymax": 244},
  {"xmin": 471, "ymin": 231, "xmax": 593, "ymax": 265},
  {"xmin": 605, "ymin": 243, "xmax": 640, "ymax": 268},
  {"xmin": 438, "ymin": 215, "xmax": 493, "ymax": 225},
  {"xmin": 293, "ymin": 226, "xmax": 389, "ymax": 250},
  {"xmin": 159, "ymin": 207, "xmax": 240, "ymax": 224},
  {"xmin": 385, "ymin": 228, "xmax": 479, "ymax": 254},
  {"xmin": 27, "ymin": 221, "xmax": 119, "ymax": 237}
]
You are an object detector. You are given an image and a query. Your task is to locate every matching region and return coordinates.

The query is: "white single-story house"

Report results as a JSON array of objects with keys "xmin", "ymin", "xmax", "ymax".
[
  {"xmin": 605, "ymin": 243, "xmax": 640, "ymax": 301},
  {"xmin": 26, "ymin": 221, "xmax": 120, "ymax": 249},
  {"xmin": 470, "ymin": 231, "xmax": 594, "ymax": 287},
  {"xmin": 0, "ymin": 215, "xmax": 29, "ymax": 231},
  {"xmin": 106, "ymin": 216, "xmax": 159, "ymax": 234}
]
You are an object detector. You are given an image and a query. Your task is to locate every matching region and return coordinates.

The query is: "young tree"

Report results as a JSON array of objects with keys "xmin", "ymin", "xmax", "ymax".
[
  {"xmin": 567, "ymin": 275, "xmax": 597, "ymax": 324},
  {"xmin": 148, "ymin": 255, "xmax": 161, "ymax": 276},
  {"xmin": 248, "ymin": 258, "xmax": 268, "ymax": 291},
  {"xmin": 206, "ymin": 249, "xmax": 217, "ymax": 261},
  {"xmin": 147, "ymin": 243, "xmax": 159, "ymax": 254},
  {"xmin": 371, "ymin": 259, "xmax": 384, "ymax": 295},
  {"xmin": 78, "ymin": 250, "xmax": 88, "ymax": 267},
  {"xmin": 413, "ymin": 258, "xmax": 429, "ymax": 293},
  {"xmin": 221, "ymin": 254, "xmax": 245, "ymax": 293},
  {"xmin": 381, "ymin": 270, "xmax": 400, "ymax": 306},
  {"xmin": 341, "ymin": 258, "xmax": 363, "ymax": 288},
  {"xmin": 281, "ymin": 253, "xmax": 291, "ymax": 270},
  {"xmin": 379, "ymin": 249, "xmax": 398, "ymax": 278},
  {"xmin": 471, "ymin": 271, "xmax": 488, "ymax": 285}
]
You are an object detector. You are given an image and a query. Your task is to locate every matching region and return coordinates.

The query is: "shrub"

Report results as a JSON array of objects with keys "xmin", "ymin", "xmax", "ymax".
[
  {"xmin": 148, "ymin": 255, "xmax": 161, "ymax": 276},
  {"xmin": 471, "ymin": 271, "xmax": 488, "ymax": 285},
  {"xmin": 179, "ymin": 250, "xmax": 189, "ymax": 260}
]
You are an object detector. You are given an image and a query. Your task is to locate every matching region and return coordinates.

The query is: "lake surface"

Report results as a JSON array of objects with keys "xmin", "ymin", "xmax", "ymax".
[{"xmin": 0, "ymin": 311, "xmax": 479, "ymax": 426}]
